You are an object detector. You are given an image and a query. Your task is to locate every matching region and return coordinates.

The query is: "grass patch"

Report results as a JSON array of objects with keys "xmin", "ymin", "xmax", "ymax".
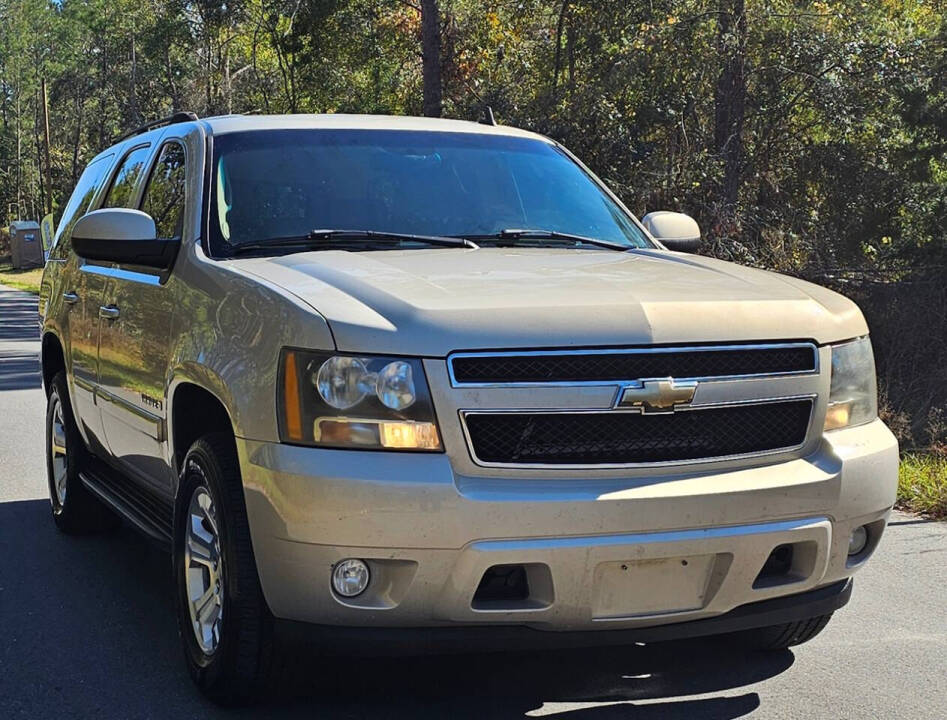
[
  {"xmin": 897, "ymin": 453, "xmax": 947, "ymax": 519},
  {"xmin": 0, "ymin": 261, "xmax": 44, "ymax": 294}
]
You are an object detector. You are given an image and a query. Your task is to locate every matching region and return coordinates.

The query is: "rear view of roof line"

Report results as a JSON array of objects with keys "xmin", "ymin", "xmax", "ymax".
[{"xmin": 200, "ymin": 113, "xmax": 549, "ymax": 141}]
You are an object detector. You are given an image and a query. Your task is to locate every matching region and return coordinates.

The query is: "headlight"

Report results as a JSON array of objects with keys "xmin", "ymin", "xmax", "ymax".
[
  {"xmin": 279, "ymin": 350, "xmax": 442, "ymax": 450},
  {"xmin": 824, "ymin": 336, "xmax": 878, "ymax": 431}
]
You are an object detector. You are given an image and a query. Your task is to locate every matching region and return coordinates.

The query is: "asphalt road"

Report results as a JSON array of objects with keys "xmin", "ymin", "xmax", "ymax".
[{"xmin": 0, "ymin": 284, "xmax": 944, "ymax": 719}]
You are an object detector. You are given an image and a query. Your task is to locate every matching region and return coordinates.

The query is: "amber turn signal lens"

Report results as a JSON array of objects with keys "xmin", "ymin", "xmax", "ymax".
[
  {"xmin": 314, "ymin": 418, "xmax": 441, "ymax": 450},
  {"xmin": 377, "ymin": 420, "xmax": 441, "ymax": 449},
  {"xmin": 282, "ymin": 351, "xmax": 304, "ymax": 441}
]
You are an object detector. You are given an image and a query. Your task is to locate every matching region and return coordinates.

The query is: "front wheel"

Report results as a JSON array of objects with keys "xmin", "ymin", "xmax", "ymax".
[{"xmin": 173, "ymin": 433, "xmax": 274, "ymax": 704}]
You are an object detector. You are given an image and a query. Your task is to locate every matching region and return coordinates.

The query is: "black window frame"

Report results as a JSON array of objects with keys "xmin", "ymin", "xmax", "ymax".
[
  {"xmin": 138, "ymin": 139, "xmax": 188, "ymax": 241},
  {"xmin": 100, "ymin": 142, "xmax": 153, "ymax": 210}
]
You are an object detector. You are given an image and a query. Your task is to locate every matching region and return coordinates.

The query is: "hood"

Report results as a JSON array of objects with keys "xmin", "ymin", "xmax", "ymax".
[{"xmin": 229, "ymin": 248, "xmax": 867, "ymax": 356}]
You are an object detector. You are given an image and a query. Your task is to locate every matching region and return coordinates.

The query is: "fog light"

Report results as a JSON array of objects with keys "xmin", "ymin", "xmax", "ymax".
[
  {"xmin": 332, "ymin": 559, "xmax": 370, "ymax": 597},
  {"xmin": 848, "ymin": 525, "xmax": 869, "ymax": 556}
]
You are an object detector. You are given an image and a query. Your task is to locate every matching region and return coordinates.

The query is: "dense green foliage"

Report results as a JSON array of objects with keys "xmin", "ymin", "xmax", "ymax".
[
  {"xmin": 0, "ymin": 0, "xmax": 944, "ymax": 447},
  {"xmin": 898, "ymin": 453, "xmax": 947, "ymax": 518}
]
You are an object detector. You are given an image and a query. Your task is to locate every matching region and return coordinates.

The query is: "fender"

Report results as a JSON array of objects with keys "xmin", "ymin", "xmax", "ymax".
[{"xmin": 166, "ymin": 366, "xmax": 236, "ymax": 478}]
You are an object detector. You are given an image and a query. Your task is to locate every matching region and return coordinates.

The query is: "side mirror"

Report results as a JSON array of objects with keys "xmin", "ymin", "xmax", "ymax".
[
  {"xmin": 641, "ymin": 211, "xmax": 701, "ymax": 253},
  {"xmin": 72, "ymin": 208, "xmax": 177, "ymax": 269}
]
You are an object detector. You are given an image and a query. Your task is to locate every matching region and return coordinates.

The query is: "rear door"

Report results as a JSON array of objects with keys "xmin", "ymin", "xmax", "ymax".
[{"xmin": 97, "ymin": 138, "xmax": 185, "ymax": 493}]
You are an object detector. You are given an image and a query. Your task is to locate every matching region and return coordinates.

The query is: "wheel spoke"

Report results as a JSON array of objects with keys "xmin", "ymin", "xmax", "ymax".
[
  {"xmin": 55, "ymin": 468, "xmax": 68, "ymax": 496},
  {"xmin": 200, "ymin": 501, "xmax": 219, "ymax": 537},
  {"xmin": 51, "ymin": 419, "xmax": 66, "ymax": 455},
  {"xmin": 187, "ymin": 532, "xmax": 215, "ymax": 569},
  {"xmin": 197, "ymin": 590, "xmax": 219, "ymax": 626},
  {"xmin": 192, "ymin": 584, "xmax": 215, "ymax": 619}
]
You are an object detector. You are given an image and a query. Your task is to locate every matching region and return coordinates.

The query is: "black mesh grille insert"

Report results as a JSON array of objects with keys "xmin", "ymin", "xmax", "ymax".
[
  {"xmin": 464, "ymin": 400, "xmax": 813, "ymax": 465},
  {"xmin": 451, "ymin": 346, "xmax": 816, "ymax": 384}
]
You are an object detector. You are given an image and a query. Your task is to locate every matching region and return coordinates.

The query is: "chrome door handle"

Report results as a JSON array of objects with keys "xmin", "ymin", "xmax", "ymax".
[
  {"xmin": 62, "ymin": 291, "xmax": 79, "ymax": 305},
  {"xmin": 98, "ymin": 305, "xmax": 120, "ymax": 320}
]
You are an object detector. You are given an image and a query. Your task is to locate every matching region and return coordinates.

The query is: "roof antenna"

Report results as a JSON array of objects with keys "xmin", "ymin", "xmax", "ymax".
[{"xmin": 479, "ymin": 105, "xmax": 497, "ymax": 126}]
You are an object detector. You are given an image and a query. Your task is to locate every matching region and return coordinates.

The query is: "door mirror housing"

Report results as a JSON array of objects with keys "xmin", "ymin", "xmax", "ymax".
[
  {"xmin": 641, "ymin": 211, "xmax": 701, "ymax": 253},
  {"xmin": 72, "ymin": 208, "xmax": 178, "ymax": 269}
]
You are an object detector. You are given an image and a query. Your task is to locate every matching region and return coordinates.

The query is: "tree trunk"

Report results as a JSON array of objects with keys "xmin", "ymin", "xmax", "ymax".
[
  {"xmin": 41, "ymin": 78, "xmax": 53, "ymax": 214},
  {"xmin": 420, "ymin": 0, "xmax": 442, "ymax": 117},
  {"xmin": 34, "ymin": 92, "xmax": 47, "ymax": 217},
  {"xmin": 129, "ymin": 33, "xmax": 139, "ymax": 124},
  {"xmin": 72, "ymin": 93, "xmax": 83, "ymax": 187},
  {"xmin": 551, "ymin": 0, "xmax": 569, "ymax": 97},
  {"xmin": 713, "ymin": 0, "xmax": 747, "ymax": 211},
  {"xmin": 165, "ymin": 44, "xmax": 180, "ymax": 111},
  {"xmin": 222, "ymin": 36, "xmax": 232, "ymax": 114},
  {"xmin": 205, "ymin": 29, "xmax": 213, "ymax": 113},
  {"xmin": 99, "ymin": 37, "xmax": 108, "ymax": 147},
  {"xmin": 15, "ymin": 82, "xmax": 22, "ymax": 219}
]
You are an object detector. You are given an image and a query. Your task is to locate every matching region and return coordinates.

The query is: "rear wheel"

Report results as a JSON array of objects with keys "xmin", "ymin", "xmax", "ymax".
[
  {"xmin": 731, "ymin": 613, "xmax": 834, "ymax": 650},
  {"xmin": 45, "ymin": 371, "xmax": 115, "ymax": 533},
  {"xmin": 173, "ymin": 433, "xmax": 274, "ymax": 705}
]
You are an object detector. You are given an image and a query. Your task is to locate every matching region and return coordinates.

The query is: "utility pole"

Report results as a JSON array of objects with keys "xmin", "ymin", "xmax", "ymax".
[
  {"xmin": 15, "ymin": 79, "xmax": 22, "ymax": 220},
  {"xmin": 41, "ymin": 77, "xmax": 53, "ymax": 215}
]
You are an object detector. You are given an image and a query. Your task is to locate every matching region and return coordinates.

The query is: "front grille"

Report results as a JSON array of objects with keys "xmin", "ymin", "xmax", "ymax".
[
  {"xmin": 463, "ymin": 399, "xmax": 813, "ymax": 466},
  {"xmin": 450, "ymin": 344, "xmax": 816, "ymax": 385}
]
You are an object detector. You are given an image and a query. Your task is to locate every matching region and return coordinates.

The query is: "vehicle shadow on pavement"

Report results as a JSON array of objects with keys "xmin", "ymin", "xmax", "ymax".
[
  {"xmin": 268, "ymin": 642, "xmax": 785, "ymax": 719},
  {"xmin": 0, "ymin": 289, "xmax": 41, "ymax": 391},
  {"xmin": 0, "ymin": 499, "xmax": 793, "ymax": 719}
]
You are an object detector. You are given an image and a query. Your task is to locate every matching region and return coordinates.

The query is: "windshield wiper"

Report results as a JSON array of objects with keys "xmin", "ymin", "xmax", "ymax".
[
  {"xmin": 455, "ymin": 228, "xmax": 630, "ymax": 252},
  {"xmin": 231, "ymin": 229, "xmax": 478, "ymax": 256}
]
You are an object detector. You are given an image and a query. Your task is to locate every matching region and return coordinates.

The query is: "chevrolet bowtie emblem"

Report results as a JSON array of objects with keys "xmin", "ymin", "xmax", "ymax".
[{"xmin": 615, "ymin": 378, "xmax": 698, "ymax": 413}]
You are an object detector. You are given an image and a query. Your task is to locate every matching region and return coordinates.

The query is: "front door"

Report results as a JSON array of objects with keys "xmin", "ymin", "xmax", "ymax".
[
  {"xmin": 54, "ymin": 153, "xmax": 117, "ymax": 452},
  {"xmin": 98, "ymin": 140, "xmax": 185, "ymax": 494}
]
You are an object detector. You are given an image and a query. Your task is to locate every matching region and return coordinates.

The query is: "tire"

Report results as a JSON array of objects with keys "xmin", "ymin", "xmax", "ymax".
[
  {"xmin": 731, "ymin": 613, "xmax": 834, "ymax": 650},
  {"xmin": 173, "ymin": 433, "xmax": 274, "ymax": 705},
  {"xmin": 45, "ymin": 371, "xmax": 116, "ymax": 533}
]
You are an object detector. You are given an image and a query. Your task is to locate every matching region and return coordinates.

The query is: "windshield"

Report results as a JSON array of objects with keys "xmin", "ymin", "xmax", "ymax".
[{"xmin": 208, "ymin": 129, "xmax": 651, "ymax": 256}]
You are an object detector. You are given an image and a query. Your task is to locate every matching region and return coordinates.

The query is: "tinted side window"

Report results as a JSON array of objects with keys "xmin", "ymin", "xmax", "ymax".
[
  {"xmin": 53, "ymin": 154, "xmax": 114, "ymax": 247},
  {"xmin": 141, "ymin": 143, "xmax": 186, "ymax": 239},
  {"xmin": 103, "ymin": 145, "xmax": 152, "ymax": 208}
]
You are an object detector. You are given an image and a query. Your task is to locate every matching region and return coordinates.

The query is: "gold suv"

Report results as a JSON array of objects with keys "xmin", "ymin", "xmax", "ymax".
[{"xmin": 39, "ymin": 112, "xmax": 898, "ymax": 703}]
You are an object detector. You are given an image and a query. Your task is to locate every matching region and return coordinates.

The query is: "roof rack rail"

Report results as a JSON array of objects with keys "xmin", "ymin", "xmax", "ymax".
[
  {"xmin": 478, "ymin": 105, "xmax": 497, "ymax": 126},
  {"xmin": 113, "ymin": 111, "xmax": 199, "ymax": 144}
]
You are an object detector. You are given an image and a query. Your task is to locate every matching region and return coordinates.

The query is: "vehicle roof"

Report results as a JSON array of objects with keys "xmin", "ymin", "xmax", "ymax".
[
  {"xmin": 86, "ymin": 113, "xmax": 555, "ymax": 170},
  {"xmin": 197, "ymin": 113, "xmax": 551, "ymax": 141}
]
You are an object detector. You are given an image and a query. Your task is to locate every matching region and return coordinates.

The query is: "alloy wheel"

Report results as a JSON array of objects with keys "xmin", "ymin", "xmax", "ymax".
[
  {"xmin": 49, "ymin": 394, "xmax": 68, "ymax": 507},
  {"xmin": 184, "ymin": 486, "xmax": 224, "ymax": 655}
]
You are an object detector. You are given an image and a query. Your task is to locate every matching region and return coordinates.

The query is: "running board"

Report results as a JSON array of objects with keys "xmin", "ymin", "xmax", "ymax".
[{"xmin": 79, "ymin": 460, "xmax": 173, "ymax": 548}]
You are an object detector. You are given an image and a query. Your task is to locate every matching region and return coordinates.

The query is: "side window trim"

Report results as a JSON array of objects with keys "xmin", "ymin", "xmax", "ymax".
[
  {"xmin": 139, "ymin": 138, "xmax": 188, "ymax": 240},
  {"xmin": 99, "ymin": 142, "xmax": 152, "ymax": 210},
  {"xmin": 84, "ymin": 154, "xmax": 119, "ymax": 216},
  {"xmin": 50, "ymin": 153, "xmax": 116, "ymax": 252}
]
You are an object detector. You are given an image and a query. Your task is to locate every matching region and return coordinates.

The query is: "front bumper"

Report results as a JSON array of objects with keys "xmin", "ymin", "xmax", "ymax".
[
  {"xmin": 276, "ymin": 579, "xmax": 854, "ymax": 656},
  {"xmin": 238, "ymin": 419, "xmax": 897, "ymax": 632}
]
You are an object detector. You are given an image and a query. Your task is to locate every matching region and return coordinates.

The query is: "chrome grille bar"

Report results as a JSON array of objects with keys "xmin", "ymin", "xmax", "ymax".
[{"xmin": 448, "ymin": 342, "xmax": 819, "ymax": 388}]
